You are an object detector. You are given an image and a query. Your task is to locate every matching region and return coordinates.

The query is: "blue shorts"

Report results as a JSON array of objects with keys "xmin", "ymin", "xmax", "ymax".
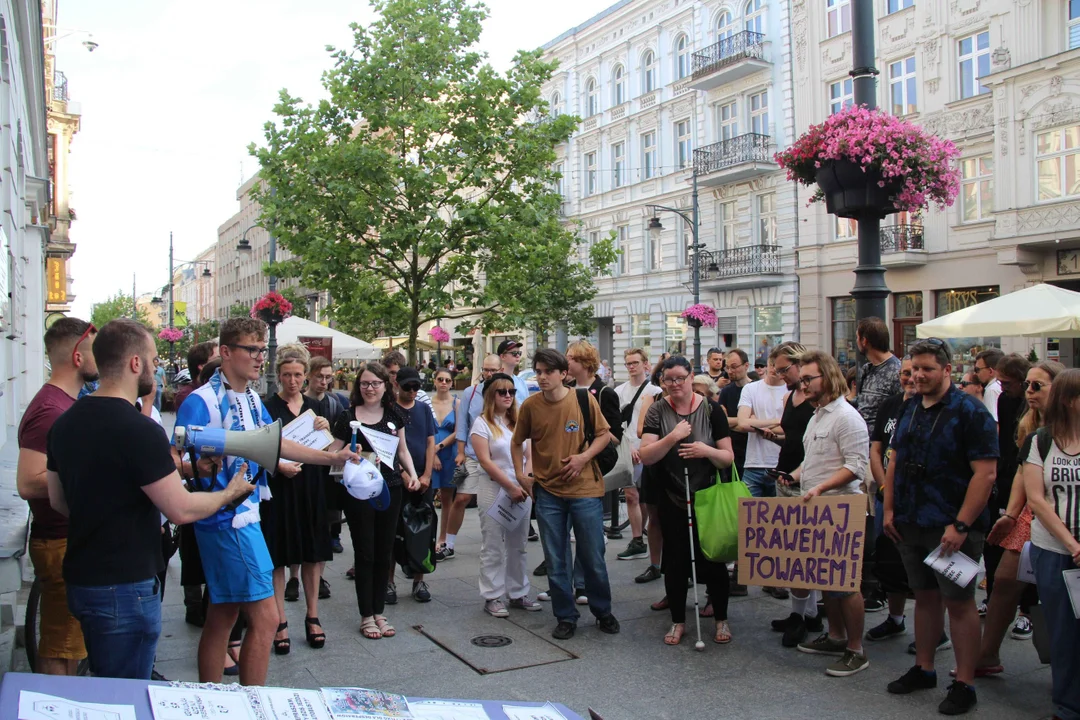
[{"xmin": 194, "ymin": 523, "xmax": 274, "ymax": 605}]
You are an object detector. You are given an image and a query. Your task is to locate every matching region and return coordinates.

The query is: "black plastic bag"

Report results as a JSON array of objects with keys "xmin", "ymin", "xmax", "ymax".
[{"xmin": 395, "ymin": 494, "xmax": 437, "ymax": 575}]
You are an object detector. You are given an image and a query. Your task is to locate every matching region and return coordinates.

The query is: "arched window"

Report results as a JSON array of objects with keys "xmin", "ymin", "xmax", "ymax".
[
  {"xmin": 612, "ymin": 65, "xmax": 626, "ymax": 105},
  {"xmin": 550, "ymin": 92, "xmax": 562, "ymax": 117},
  {"xmin": 675, "ymin": 34, "xmax": 690, "ymax": 80},
  {"xmin": 642, "ymin": 50, "xmax": 657, "ymax": 93},
  {"xmin": 716, "ymin": 10, "xmax": 735, "ymax": 41},
  {"xmin": 745, "ymin": 0, "xmax": 765, "ymax": 34},
  {"xmin": 585, "ymin": 78, "xmax": 598, "ymax": 116}
]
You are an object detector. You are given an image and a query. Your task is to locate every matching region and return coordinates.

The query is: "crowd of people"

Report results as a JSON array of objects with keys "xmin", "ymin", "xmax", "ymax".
[{"xmin": 16, "ymin": 315, "xmax": 1080, "ymax": 720}]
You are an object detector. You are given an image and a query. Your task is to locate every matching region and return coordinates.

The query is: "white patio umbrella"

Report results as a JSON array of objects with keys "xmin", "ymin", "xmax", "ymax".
[
  {"xmin": 273, "ymin": 316, "xmax": 381, "ymax": 360},
  {"xmin": 916, "ymin": 283, "xmax": 1080, "ymax": 339}
]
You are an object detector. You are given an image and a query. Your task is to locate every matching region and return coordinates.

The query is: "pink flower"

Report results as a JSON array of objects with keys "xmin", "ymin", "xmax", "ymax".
[
  {"xmin": 428, "ymin": 326, "xmax": 451, "ymax": 343},
  {"xmin": 681, "ymin": 304, "xmax": 718, "ymax": 328}
]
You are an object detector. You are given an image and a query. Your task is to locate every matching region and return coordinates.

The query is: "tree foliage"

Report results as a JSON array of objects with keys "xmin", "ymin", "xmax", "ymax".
[
  {"xmin": 251, "ymin": 0, "xmax": 612, "ymax": 362},
  {"xmin": 279, "ymin": 287, "xmax": 311, "ymax": 320},
  {"xmin": 90, "ymin": 291, "xmax": 150, "ymax": 329}
]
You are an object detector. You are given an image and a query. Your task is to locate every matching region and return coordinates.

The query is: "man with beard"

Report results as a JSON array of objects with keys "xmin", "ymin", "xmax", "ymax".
[
  {"xmin": 17, "ymin": 318, "xmax": 99, "ymax": 675},
  {"xmin": 44, "ymin": 319, "xmax": 256, "ymax": 679}
]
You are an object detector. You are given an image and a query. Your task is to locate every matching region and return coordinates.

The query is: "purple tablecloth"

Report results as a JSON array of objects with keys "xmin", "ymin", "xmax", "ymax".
[{"xmin": 1, "ymin": 672, "xmax": 584, "ymax": 719}]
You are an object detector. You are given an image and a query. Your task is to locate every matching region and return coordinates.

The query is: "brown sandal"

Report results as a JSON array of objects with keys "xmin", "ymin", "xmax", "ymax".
[
  {"xmin": 650, "ymin": 596, "xmax": 669, "ymax": 611},
  {"xmin": 664, "ymin": 623, "xmax": 685, "ymax": 646},
  {"xmin": 374, "ymin": 615, "xmax": 396, "ymax": 637},
  {"xmin": 360, "ymin": 616, "xmax": 382, "ymax": 640}
]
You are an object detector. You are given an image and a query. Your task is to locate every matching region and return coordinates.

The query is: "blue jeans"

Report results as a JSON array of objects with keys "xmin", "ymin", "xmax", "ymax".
[
  {"xmin": 1032, "ymin": 546, "xmax": 1080, "ymax": 720},
  {"xmin": 742, "ymin": 467, "xmax": 776, "ymax": 498},
  {"xmin": 534, "ymin": 485, "xmax": 612, "ymax": 624},
  {"xmin": 67, "ymin": 578, "xmax": 161, "ymax": 679}
]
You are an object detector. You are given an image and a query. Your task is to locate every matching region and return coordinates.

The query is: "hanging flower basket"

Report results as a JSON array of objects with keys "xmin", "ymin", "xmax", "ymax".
[
  {"xmin": 775, "ymin": 106, "xmax": 960, "ymax": 219},
  {"xmin": 158, "ymin": 327, "xmax": 183, "ymax": 343},
  {"xmin": 251, "ymin": 291, "xmax": 292, "ymax": 325},
  {"xmin": 681, "ymin": 304, "xmax": 717, "ymax": 329},
  {"xmin": 428, "ymin": 326, "xmax": 451, "ymax": 344}
]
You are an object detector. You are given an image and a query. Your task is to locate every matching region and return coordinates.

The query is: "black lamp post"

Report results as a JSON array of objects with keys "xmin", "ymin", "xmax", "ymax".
[
  {"xmin": 237, "ymin": 222, "xmax": 279, "ymax": 394},
  {"xmin": 647, "ymin": 195, "xmax": 704, "ymax": 373}
]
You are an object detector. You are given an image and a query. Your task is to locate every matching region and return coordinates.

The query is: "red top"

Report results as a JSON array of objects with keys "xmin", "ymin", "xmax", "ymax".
[{"xmin": 18, "ymin": 384, "xmax": 76, "ymax": 540}]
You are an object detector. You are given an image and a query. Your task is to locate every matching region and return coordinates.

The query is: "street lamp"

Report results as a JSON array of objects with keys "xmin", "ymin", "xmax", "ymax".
[
  {"xmin": 236, "ymin": 220, "xmax": 280, "ymax": 394},
  {"xmin": 647, "ymin": 197, "xmax": 704, "ymax": 373},
  {"xmin": 163, "ymin": 231, "xmax": 214, "ymax": 374}
]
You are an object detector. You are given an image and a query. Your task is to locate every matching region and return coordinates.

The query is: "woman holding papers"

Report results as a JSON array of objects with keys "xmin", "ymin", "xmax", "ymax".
[
  {"xmin": 1021, "ymin": 368, "xmax": 1080, "ymax": 720},
  {"xmin": 471, "ymin": 372, "xmax": 541, "ymax": 617},
  {"xmin": 261, "ymin": 345, "xmax": 334, "ymax": 652},
  {"xmin": 329, "ymin": 362, "xmax": 420, "ymax": 640}
]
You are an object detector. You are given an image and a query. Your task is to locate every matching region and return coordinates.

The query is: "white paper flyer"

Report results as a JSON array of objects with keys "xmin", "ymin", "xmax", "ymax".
[
  {"xmin": 923, "ymin": 546, "xmax": 979, "ymax": 588},
  {"xmin": 18, "ymin": 691, "xmax": 137, "ymax": 720}
]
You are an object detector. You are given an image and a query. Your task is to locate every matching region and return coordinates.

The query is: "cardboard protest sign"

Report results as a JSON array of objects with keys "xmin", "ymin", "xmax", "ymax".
[{"xmin": 737, "ymin": 496, "xmax": 866, "ymax": 593}]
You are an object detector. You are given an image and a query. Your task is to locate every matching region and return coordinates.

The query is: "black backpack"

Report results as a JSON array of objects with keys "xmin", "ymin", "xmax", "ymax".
[{"xmin": 576, "ymin": 388, "xmax": 619, "ymax": 476}]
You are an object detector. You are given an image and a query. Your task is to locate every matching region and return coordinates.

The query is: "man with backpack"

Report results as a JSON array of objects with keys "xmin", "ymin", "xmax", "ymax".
[{"xmin": 614, "ymin": 347, "xmax": 661, "ymax": 562}]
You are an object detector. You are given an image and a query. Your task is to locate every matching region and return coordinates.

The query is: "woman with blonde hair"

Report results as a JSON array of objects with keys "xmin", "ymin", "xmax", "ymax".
[
  {"xmin": 976, "ymin": 360, "xmax": 1064, "ymax": 675},
  {"xmin": 261, "ymin": 344, "xmax": 334, "ymax": 652},
  {"xmin": 470, "ymin": 373, "xmax": 541, "ymax": 616}
]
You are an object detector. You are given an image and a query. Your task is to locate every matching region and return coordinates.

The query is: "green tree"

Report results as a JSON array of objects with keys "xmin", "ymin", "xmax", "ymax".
[
  {"xmin": 251, "ymin": 0, "xmax": 611, "ymax": 363},
  {"xmin": 90, "ymin": 291, "xmax": 151, "ymax": 329},
  {"xmin": 228, "ymin": 303, "xmax": 251, "ymax": 318},
  {"xmin": 279, "ymin": 287, "xmax": 311, "ymax": 320}
]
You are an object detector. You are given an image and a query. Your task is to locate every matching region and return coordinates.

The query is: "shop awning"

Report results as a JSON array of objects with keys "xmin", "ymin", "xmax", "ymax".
[
  {"xmin": 916, "ymin": 283, "xmax": 1080, "ymax": 339},
  {"xmin": 371, "ymin": 336, "xmax": 438, "ymax": 351}
]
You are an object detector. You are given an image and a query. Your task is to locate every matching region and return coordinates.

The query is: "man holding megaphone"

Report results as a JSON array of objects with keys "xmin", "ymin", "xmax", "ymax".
[{"xmin": 173, "ymin": 318, "xmax": 360, "ymax": 687}]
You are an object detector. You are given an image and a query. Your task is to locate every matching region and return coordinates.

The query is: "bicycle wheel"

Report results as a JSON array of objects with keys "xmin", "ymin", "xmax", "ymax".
[{"xmin": 25, "ymin": 576, "xmax": 90, "ymax": 676}]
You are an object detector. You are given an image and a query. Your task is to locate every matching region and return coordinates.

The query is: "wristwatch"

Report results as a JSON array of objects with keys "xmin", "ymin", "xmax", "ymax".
[{"xmin": 953, "ymin": 520, "xmax": 971, "ymax": 533}]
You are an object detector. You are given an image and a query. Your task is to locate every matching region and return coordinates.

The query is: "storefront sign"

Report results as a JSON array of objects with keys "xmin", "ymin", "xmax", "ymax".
[
  {"xmin": 299, "ymin": 336, "xmax": 333, "ymax": 362},
  {"xmin": 46, "ymin": 257, "xmax": 66, "ymax": 305}
]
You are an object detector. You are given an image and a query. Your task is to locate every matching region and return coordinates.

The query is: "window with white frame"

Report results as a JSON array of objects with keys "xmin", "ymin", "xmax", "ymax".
[
  {"xmin": 757, "ymin": 192, "xmax": 776, "ymax": 245},
  {"xmin": 553, "ymin": 162, "xmax": 565, "ymax": 197},
  {"xmin": 617, "ymin": 225, "xmax": 630, "ymax": 275},
  {"xmin": 887, "ymin": 0, "xmax": 914, "ymax": 13},
  {"xmin": 676, "ymin": 119, "xmax": 692, "ymax": 169},
  {"xmin": 642, "ymin": 131, "xmax": 657, "ymax": 179},
  {"xmin": 826, "ymin": 0, "xmax": 851, "ymax": 38},
  {"xmin": 585, "ymin": 78, "xmax": 599, "ymax": 116},
  {"xmin": 718, "ymin": 101, "xmax": 739, "ymax": 141},
  {"xmin": 716, "ymin": 10, "xmax": 734, "ymax": 41},
  {"xmin": 613, "ymin": 65, "xmax": 626, "ymax": 105},
  {"xmin": 646, "ymin": 219, "xmax": 662, "ymax": 270},
  {"xmin": 960, "ymin": 155, "xmax": 993, "ymax": 221},
  {"xmin": 835, "ymin": 216, "xmax": 858, "ymax": 239},
  {"xmin": 675, "ymin": 35, "xmax": 691, "ymax": 80},
  {"xmin": 750, "ymin": 91, "xmax": 769, "ymax": 135},
  {"xmin": 612, "ymin": 142, "xmax": 625, "ymax": 188},
  {"xmin": 958, "ymin": 31, "xmax": 990, "ymax": 100},
  {"xmin": 1071, "ymin": 0, "xmax": 1080, "ymax": 49},
  {"xmin": 1036, "ymin": 125, "xmax": 1080, "ymax": 201},
  {"xmin": 642, "ymin": 50, "xmax": 658, "ymax": 93},
  {"xmin": 550, "ymin": 92, "xmax": 562, "ymax": 117},
  {"xmin": 829, "ymin": 78, "xmax": 854, "ymax": 114},
  {"xmin": 585, "ymin": 152, "xmax": 597, "ymax": 196},
  {"xmin": 630, "ymin": 314, "xmax": 652, "ymax": 353},
  {"xmin": 753, "ymin": 306, "xmax": 783, "ymax": 364},
  {"xmin": 889, "ymin": 56, "xmax": 917, "ymax": 115},
  {"xmin": 745, "ymin": 0, "xmax": 765, "ymax": 34},
  {"xmin": 718, "ymin": 200, "xmax": 737, "ymax": 250},
  {"xmin": 676, "ymin": 221, "xmax": 689, "ymax": 267},
  {"xmin": 585, "ymin": 230, "xmax": 599, "ymax": 267},
  {"xmin": 664, "ymin": 313, "xmax": 687, "ymax": 355}
]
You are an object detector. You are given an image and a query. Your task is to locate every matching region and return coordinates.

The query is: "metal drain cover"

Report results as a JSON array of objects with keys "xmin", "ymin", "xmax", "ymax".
[{"xmin": 470, "ymin": 634, "xmax": 513, "ymax": 648}]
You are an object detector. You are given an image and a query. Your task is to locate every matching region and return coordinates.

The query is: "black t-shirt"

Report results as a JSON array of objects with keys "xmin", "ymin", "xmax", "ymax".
[
  {"xmin": 996, "ymin": 392, "xmax": 1026, "ymax": 503},
  {"xmin": 776, "ymin": 392, "xmax": 815, "ymax": 473},
  {"xmin": 588, "ymin": 376, "xmax": 624, "ymax": 443},
  {"xmin": 718, "ymin": 382, "xmax": 747, "ymax": 472},
  {"xmin": 45, "ymin": 396, "xmax": 176, "ymax": 586},
  {"xmin": 331, "ymin": 405, "xmax": 406, "ymax": 487},
  {"xmin": 872, "ymin": 392, "xmax": 908, "ymax": 446}
]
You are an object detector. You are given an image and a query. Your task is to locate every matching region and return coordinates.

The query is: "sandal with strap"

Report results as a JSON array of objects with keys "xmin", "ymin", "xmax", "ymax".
[
  {"xmin": 360, "ymin": 616, "xmax": 382, "ymax": 640},
  {"xmin": 714, "ymin": 620, "xmax": 733, "ymax": 644},
  {"xmin": 664, "ymin": 623, "xmax": 685, "ymax": 646},
  {"xmin": 374, "ymin": 615, "xmax": 396, "ymax": 638},
  {"xmin": 305, "ymin": 616, "xmax": 326, "ymax": 649},
  {"xmin": 224, "ymin": 640, "xmax": 241, "ymax": 676},
  {"xmin": 273, "ymin": 622, "xmax": 291, "ymax": 655}
]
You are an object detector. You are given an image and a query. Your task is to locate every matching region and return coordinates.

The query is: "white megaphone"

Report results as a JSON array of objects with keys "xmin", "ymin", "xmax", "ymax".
[{"xmin": 174, "ymin": 421, "xmax": 282, "ymax": 474}]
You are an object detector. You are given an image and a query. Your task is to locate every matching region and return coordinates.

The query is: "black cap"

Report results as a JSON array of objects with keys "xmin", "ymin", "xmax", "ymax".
[
  {"xmin": 484, "ymin": 372, "xmax": 515, "ymax": 396},
  {"xmin": 397, "ymin": 367, "xmax": 422, "ymax": 388},
  {"xmin": 497, "ymin": 339, "xmax": 522, "ymax": 355}
]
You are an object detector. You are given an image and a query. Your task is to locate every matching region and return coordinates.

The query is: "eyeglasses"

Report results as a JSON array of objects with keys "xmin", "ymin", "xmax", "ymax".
[
  {"xmin": 958, "ymin": 381, "xmax": 978, "ymax": 388},
  {"xmin": 1023, "ymin": 380, "xmax": 1050, "ymax": 393},
  {"xmin": 662, "ymin": 375, "xmax": 690, "ymax": 386},
  {"xmin": 493, "ymin": 388, "xmax": 514, "ymax": 397},
  {"xmin": 625, "ymin": 361, "xmax": 642, "ymax": 368},
  {"xmin": 774, "ymin": 363, "xmax": 795, "ymax": 374},
  {"xmin": 72, "ymin": 323, "xmax": 97, "ymax": 366},
  {"xmin": 481, "ymin": 368, "xmax": 498, "ymax": 374},
  {"xmin": 727, "ymin": 362, "xmax": 744, "ymax": 371},
  {"xmin": 230, "ymin": 343, "xmax": 268, "ymax": 358},
  {"xmin": 799, "ymin": 374, "xmax": 823, "ymax": 386},
  {"xmin": 358, "ymin": 380, "xmax": 385, "ymax": 390}
]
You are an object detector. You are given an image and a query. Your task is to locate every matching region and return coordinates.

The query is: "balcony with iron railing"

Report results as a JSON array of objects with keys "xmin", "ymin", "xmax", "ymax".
[
  {"xmin": 693, "ymin": 133, "xmax": 777, "ymax": 185},
  {"xmin": 697, "ymin": 244, "xmax": 784, "ymax": 290},
  {"xmin": 879, "ymin": 224, "xmax": 927, "ymax": 267},
  {"xmin": 688, "ymin": 31, "xmax": 771, "ymax": 91},
  {"xmin": 52, "ymin": 71, "xmax": 68, "ymax": 103}
]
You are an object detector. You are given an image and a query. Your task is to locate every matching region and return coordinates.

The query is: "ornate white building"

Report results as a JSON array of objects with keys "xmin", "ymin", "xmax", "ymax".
[
  {"xmin": 542, "ymin": 0, "xmax": 800, "ymax": 374},
  {"xmin": 794, "ymin": 0, "xmax": 1080, "ymax": 368}
]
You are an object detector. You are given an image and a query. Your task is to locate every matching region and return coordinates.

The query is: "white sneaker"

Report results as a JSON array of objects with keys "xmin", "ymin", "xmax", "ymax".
[
  {"xmin": 574, "ymin": 589, "xmax": 588, "ymax": 605},
  {"xmin": 509, "ymin": 596, "xmax": 543, "ymax": 611},
  {"xmin": 537, "ymin": 591, "xmax": 551, "ymax": 601},
  {"xmin": 484, "ymin": 599, "xmax": 509, "ymax": 618}
]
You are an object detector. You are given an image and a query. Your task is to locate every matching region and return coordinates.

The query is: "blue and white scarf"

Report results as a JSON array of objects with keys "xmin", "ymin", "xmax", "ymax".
[{"xmin": 207, "ymin": 368, "xmax": 272, "ymax": 529}]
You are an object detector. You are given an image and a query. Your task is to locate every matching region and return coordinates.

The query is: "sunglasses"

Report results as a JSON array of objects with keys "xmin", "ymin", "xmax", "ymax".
[
  {"xmin": 506, "ymin": 351, "xmax": 522, "ymax": 357},
  {"xmin": 958, "ymin": 381, "xmax": 978, "ymax": 388},
  {"xmin": 72, "ymin": 323, "xmax": 97, "ymax": 366},
  {"xmin": 401, "ymin": 384, "xmax": 421, "ymax": 392},
  {"xmin": 493, "ymin": 388, "xmax": 514, "ymax": 397},
  {"xmin": 435, "ymin": 376, "xmax": 452, "ymax": 382},
  {"xmin": 1023, "ymin": 380, "xmax": 1050, "ymax": 393}
]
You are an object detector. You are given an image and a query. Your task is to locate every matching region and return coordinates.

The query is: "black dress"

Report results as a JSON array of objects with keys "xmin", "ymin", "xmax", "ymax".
[{"xmin": 260, "ymin": 394, "xmax": 333, "ymax": 566}]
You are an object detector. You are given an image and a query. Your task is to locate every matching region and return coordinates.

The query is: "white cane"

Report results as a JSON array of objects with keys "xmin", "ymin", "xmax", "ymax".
[{"xmin": 683, "ymin": 450, "xmax": 705, "ymax": 651}]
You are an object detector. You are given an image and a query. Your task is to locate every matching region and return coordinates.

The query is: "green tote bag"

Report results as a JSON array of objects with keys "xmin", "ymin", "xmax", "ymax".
[{"xmin": 695, "ymin": 466, "xmax": 752, "ymax": 563}]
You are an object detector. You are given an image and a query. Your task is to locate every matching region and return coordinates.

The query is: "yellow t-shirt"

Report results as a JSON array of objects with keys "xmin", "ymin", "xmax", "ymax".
[{"xmin": 512, "ymin": 388, "xmax": 610, "ymax": 498}]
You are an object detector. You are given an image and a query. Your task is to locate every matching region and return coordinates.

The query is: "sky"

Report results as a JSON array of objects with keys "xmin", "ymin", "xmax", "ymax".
[{"xmin": 58, "ymin": 0, "xmax": 616, "ymax": 319}]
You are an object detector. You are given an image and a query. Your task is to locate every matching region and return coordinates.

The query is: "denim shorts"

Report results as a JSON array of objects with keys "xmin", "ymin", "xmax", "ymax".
[{"xmin": 195, "ymin": 523, "xmax": 274, "ymax": 604}]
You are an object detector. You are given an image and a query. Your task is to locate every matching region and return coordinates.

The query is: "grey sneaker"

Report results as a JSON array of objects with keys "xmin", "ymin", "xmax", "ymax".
[
  {"xmin": 797, "ymin": 633, "xmax": 848, "ymax": 656},
  {"xmin": 509, "ymin": 596, "xmax": 542, "ymax": 612},
  {"xmin": 484, "ymin": 599, "xmax": 509, "ymax": 618},
  {"xmin": 825, "ymin": 649, "xmax": 869, "ymax": 677},
  {"xmin": 617, "ymin": 537, "xmax": 648, "ymax": 560},
  {"xmin": 635, "ymin": 564, "xmax": 661, "ymax": 583}
]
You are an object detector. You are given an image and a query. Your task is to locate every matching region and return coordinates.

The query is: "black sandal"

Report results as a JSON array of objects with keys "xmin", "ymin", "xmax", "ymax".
[
  {"xmin": 305, "ymin": 616, "xmax": 326, "ymax": 649},
  {"xmin": 273, "ymin": 621, "xmax": 290, "ymax": 655}
]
